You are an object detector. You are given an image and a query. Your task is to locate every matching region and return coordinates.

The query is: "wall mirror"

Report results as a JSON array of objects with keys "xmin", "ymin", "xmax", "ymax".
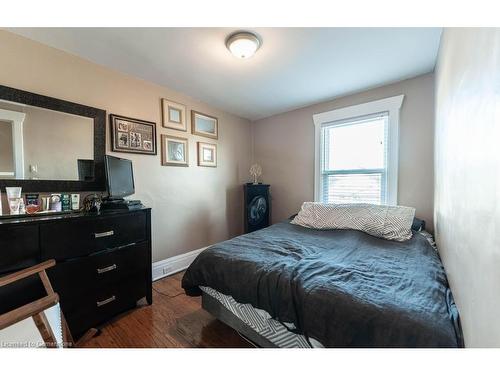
[{"xmin": 0, "ymin": 85, "xmax": 106, "ymax": 192}]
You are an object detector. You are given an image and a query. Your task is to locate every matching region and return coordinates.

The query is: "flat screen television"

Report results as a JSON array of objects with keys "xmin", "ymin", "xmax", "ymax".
[{"xmin": 104, "ymin": 155, "xmax": 135, "ymax": 200}]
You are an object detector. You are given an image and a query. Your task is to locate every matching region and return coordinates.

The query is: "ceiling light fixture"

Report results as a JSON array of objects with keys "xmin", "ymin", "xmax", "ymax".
[{"xmin": 225, "ymin": 31, "xmax": 261, "ymax": 59}]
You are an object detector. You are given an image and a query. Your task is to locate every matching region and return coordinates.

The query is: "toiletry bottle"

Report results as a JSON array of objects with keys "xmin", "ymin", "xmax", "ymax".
[{"xmin": 19, "ymin": 198, "xmax": 26, "ymax": 214}]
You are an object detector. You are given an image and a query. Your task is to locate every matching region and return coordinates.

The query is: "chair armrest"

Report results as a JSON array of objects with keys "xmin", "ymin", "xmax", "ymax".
[
  {"xmin": 0, "ymin": 260, "xmax": 56, "ymax": 288},
  {"xmin": 0, "ymin": 293, "xmax": 59, "ymax": 330}
]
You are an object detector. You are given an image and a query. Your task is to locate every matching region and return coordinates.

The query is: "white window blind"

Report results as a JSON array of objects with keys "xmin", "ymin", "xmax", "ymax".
[{"xmin": 320, "ymin": 112, "xmax": 389, "ymax": 205}]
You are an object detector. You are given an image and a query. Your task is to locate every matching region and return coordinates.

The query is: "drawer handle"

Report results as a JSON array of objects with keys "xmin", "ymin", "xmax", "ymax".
[
  {"xmin": 97, "ymin": 264, "xmax": 117, "ymax": 274},
  {"xmin": 96, "ymin": 295, "xmax": 116, "ymax": 307},
  {"xmin": 94, "ymin": 230, "xmax": 114, "ymax": 238}
]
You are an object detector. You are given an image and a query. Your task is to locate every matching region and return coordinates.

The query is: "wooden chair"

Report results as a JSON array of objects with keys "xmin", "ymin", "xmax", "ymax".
[{"xmin": 0, "ymin": 260, "xmax": 73, "ymax": 348}]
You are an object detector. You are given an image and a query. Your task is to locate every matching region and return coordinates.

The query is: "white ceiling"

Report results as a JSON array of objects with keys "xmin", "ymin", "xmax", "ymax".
[{"xmin": 8, "ymin": 28, "xmax": 442, "ymax": 121}]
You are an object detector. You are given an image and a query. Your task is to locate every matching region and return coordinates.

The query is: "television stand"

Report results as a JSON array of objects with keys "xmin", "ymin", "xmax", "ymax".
[{"xmin": 101, "ymin": 198, "xmax": 143, "ymax": 211}]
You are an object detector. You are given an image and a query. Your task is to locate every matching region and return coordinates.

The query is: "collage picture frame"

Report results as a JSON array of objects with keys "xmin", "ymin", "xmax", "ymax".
[{"xmin": 110, "ymin": 114, "xmax": 157, "ymax": 155}]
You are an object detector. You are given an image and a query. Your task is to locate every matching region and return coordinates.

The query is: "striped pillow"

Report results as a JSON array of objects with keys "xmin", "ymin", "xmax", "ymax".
[{"xmin": 291, "ymin": 202, "xmax": 416, "ymax": 242}]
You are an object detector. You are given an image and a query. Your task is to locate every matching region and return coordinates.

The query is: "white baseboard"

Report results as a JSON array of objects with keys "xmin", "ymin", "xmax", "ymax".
[{"xmin": 152, "ymin": 246, "xmax": 208, "ymax": 281}]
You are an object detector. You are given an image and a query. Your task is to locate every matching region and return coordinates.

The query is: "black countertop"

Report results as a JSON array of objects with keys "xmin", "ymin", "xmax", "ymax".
[{"xmin": 0, "ymin": 206, "xmax": 150, "ymax": 226}]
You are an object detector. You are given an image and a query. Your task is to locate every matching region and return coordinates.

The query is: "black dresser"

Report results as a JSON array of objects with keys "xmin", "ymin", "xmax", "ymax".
[{"xmin": 0, "ymin": 208, "xmax": 152, "ymax": 339}]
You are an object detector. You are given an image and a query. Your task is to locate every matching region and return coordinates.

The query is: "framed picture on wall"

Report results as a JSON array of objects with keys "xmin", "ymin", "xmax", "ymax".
[
  {"xmin": 162, "ymin": 98, "xmax": 187, "ymax": 131},
  {"xmin": 191, "ymin": 110, "xmax": 218, "ymax": 139},
  {"xmin": 161, "ymin": 134, "xmax": 189, "ymax": 167},
  {"xmin": 110, "ymin": 114, "xmax": 157, "ymax": 155},
  {"xmin": 197, "ymin": 142, "xmax": 217, "ymax": 167}
]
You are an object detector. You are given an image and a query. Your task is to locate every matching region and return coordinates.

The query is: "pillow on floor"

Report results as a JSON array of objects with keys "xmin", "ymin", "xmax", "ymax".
[{"xmin": 291, "ymin": 202, "xmax": 416, "ymax": 242}]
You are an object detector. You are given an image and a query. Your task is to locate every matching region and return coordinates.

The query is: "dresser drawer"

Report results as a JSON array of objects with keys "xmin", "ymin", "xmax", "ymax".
[
  {"xmin": 0, "ymin": 224, "xmax": 39, "ymax": 274},
  {"xmin": 48, "ymin": 241, "xmax": 149, "ymax": 310},
  {"xmin": 40, "ymin": 211, "xmax": 147, "ymax": 260},
  {"xmin": 63, "ymin": 274, "xmax": 148, "ymax": 338}
]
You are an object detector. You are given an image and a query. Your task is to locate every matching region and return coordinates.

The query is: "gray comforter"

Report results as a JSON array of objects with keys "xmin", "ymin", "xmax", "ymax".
[{"xmin": 182, "ymin": 221, "xmax": 463, "ymax": 347}]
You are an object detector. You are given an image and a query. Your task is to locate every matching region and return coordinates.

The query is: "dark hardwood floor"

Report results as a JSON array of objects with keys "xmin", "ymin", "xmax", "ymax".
[{"xmin": 81, "ymin": 272, "xmax": 252, "ymax": 348}]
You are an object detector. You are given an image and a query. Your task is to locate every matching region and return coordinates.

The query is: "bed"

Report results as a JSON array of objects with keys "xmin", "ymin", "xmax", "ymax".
[{"xmin": 182, "ymin": 220, "xmax": 463, "ymax": 348}]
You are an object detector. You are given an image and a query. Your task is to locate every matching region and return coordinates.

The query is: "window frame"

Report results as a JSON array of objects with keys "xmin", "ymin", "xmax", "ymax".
[{"xmin": 313, "ymin": 95, "xmax": 404, "ymax": 205}]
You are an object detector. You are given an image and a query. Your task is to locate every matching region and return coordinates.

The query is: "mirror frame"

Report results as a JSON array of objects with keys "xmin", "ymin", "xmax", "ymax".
[{"xmin": 0, "ymin": 85, "xmax": 106, "ymax": 192}]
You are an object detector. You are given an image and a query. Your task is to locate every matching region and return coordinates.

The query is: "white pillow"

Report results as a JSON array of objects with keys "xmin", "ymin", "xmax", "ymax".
[{"xmin": 291, "ymin": 202, "xmax": 416, "ymax": 242}]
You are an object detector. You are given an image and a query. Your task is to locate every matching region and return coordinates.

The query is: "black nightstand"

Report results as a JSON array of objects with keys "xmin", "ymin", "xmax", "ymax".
[{"xmin": 244, "ymin": 183, "xmax": 270, "ymax": 233}]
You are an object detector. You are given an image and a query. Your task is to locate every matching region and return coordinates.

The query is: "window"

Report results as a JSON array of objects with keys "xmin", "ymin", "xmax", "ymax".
[
  {"xmin": 313, "ymin": 95, "xmax": 404, "ymax": 206},
  {"xmin": 321, "ymin": 113, "xmax": 388, "ymax": 204}
]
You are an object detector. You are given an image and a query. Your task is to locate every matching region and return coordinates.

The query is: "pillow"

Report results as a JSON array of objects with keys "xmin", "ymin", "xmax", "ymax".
[{"xmin": 291, "ymin": 202, "xmax": 416, "ymax": 242}]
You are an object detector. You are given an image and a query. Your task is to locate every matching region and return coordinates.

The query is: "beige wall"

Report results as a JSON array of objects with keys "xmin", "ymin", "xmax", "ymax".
[
  {"xmin": 434, "ymin": 28, "xmax": 500, "ymax": 347},
  {"xmin": 253, "ymin": 73, "xmax": 435, "ymax": 228},
  {"xmin": 0, "ymin": 30, "xmax": 252, "ymax": 262},
  {"xmin": 0, "ymin": 120, "xmax": 14, "ymax": 172}
]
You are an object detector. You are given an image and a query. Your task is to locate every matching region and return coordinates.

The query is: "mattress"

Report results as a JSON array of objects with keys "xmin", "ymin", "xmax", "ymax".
[{"xmin": 200, "ymin": 286, "xmax": 324, "ymax": 348}]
